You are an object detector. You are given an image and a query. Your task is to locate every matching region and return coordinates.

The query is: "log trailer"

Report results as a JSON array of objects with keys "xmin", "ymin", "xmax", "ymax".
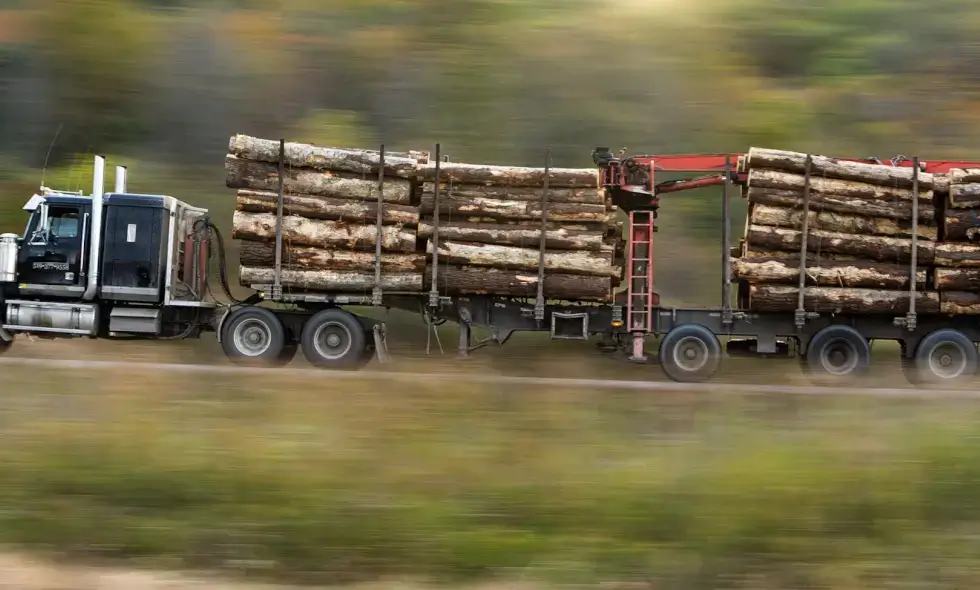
[{"xmin": 2, "ymin": 147, "xmax": 980, "ymax": 385}]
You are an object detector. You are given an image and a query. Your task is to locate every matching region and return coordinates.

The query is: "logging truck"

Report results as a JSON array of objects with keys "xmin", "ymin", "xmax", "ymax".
[{"xmin": 3, "ymin": 144, "xmax": 980, "ymax": 386}]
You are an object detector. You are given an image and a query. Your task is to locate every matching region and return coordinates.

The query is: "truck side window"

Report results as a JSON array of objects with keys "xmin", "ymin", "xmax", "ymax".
[{"xmin": 49, "ymin": 208, "xmax": 79, "ymax": 239}]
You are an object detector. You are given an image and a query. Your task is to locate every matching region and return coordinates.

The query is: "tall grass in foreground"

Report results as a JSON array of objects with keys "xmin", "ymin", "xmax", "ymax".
[{"xmin": 2, "ymin": 366, "xmax": 980, "ymax": 588}]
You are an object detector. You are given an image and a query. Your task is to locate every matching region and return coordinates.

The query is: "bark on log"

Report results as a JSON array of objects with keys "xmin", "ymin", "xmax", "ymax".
[
  {"xmin": 751, "ymin": 203, "xmax": 937, "ymax": 240},
  {"xmin": 226, "ymin": 156, "xmax": 413, "ymax": 205},
  {"xmin": 232, "ymin": 211, "xmax": 417, "ymax": 253},
  {"xmin": 238, "ymin": 240, "xmax": 425, "ymax": 272},
  {"xmin": 745, "ymin": 147, "xmax": 935, "ymax": 188},
  {"xmin": 950, "ymin": 168, "xmax": 980, "ymax": 184},
  {"xmin": 424, "ymin": 266, "xmax": 611, "ymax": 301},
  {"xmin": 235, "ymin": 190, "xmax": 419, "ymax": 226},
  {"xmin": 420, "ymin": 182, "xmax": 604, "ymax": 205},
  {"xmin": 933, "ymin": 268, "xmax": 980, "ymax": 291},
  {"xmin": 421, "ymin": 162, "xmax": 598, "ymax": 188},
  {"xmin": 427, "ymin": 240, "xmax": 620, "ymax": 278},
  {"xmin": 748, "ymin": 285, "xmax": 940, "ymax": 314},
  {"xmin": 748, "ymin": 169, "xmax": 934, "ymax": 205},
  {"xmin": 934, "ymin": 174, "xmax": 950, "ymax": 195},
  {"xmin": 239, "ymin": 267, "xmax": 423, "ymax": 292},
  {"xmin": 742, "ymin": 248, "xmax": 861, "ymax": 262},
  {"xmin": 745, "ymin": 224, "xmax": 935, "ymax": 264},
  {"xmin": 732, "ymin": 256, "xmax": 926, "ymax": 289},
  {"xmin": 436, "ymin": 217, "xmax": 608, "ymax": 231},
  {"xmin": 228, "ymin": 135, "xmax": 420, "ymax": 178},
  {"xmin": 941, "ymin": 291, "xmax": 980, "ymax": 315},
  {"xmin": 420, "ymin": 194, "xmax": 612, "ymax": 223},
  {"xmin": 934, "ymin": 242, "xmax": 980, "ymax": 268},
  {"xmin": 417, "ymin": 221, "xmax": 604, "ymax": 251},
  {"xmin": 746, "ymin": 187, "xmax": 935, "ymax": 223},
  {"xmin": 948, "ymin": 183, "xmax": 980, "ymax": 208},
  {"xmin": 943, "ymin": 209, "xmax": 980, "ymax": 242}
]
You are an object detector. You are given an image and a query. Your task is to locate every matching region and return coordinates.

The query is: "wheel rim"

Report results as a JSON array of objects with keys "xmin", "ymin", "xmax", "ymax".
[
  {"xmin": 927, "ymin": 342, "xmax": 969, "ymax": 380},
  {"xmin": 233, "ymin": 319, "xmax": 272, "ymax": 356},
  {"xmin": 672, "ymin": 336, "xmax": 709, "ymax": 373},
  {"xmin": 313, "ymin": 321, "xmax": 353, "ymax": 360},
  {"xmin": 819, "ymin": 339, "xmax": 859, "ymax": 375}
]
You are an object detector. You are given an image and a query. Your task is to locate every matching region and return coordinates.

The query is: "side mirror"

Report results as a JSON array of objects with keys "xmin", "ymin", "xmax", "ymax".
[{"xmin": 28, "ymin": 202, "xmax": 50, "ymax": 245}]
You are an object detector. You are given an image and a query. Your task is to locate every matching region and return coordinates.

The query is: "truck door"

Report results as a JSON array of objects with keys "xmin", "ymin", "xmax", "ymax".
[{"xmin": 17, "ymin": 201, "xmax": 88, "ymax": 296}]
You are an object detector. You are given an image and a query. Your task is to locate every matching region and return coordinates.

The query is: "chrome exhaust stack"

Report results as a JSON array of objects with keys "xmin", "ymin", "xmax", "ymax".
[
  {"xmin": 114, "ymin": 165, "xmax": 127, "ymax": 193},
  {"xmin": 82, "ymin": 155, "xmax": 105, "ymax": 301}
]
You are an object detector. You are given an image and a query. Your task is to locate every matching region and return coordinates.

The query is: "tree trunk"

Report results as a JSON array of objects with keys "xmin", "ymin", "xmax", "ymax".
[
  {"xmin": 239, "ymin": 267, "xmax": 423, "ymax": 292},
  {"xmin": 235, "ymin": 190, "xmax": 419, "ymax": 226},
  {"xmin": 933, "ymin": 268, "xmax": 980, "ymax": 291},
  {"xmin": 745, "ymin": 147, "xmax": 935, "ymax": 189},
  {"xmin": 232, "ymin": 211, "xmax": 417, "ymax": 253},
  {"xmin": 746, "ymin": 187, "xmax": 935, "ymax": 223},
  {"xmin": 238, "ymin": 240, "xmax": 425, "ymax": 272},
  {"xmin": 226, "ymin": 156, "xmax": 413, "ymax": 205},
  {"xmin": 417, "ymin": 221, "xmax": 604, "ymax": 251},
  {"xmin": 935, "ymin": 174, "xmax": 950, "ymax": 195},
  {"xmin": 950, "ymin": 168, "xmax": 980, "ymax": 184},
  {"xmin": 227, "ymin": 134, "xmax": 420, "ymax": 178},
  {"xmin": 424, "ymin": 266, "xmax": 612, "ymax": 301},
  {"xmin": 948, "ymin": 183, "xmax": 980, "ymax": 208},
  {"xmin": 941, "ymin": 291, "xmax": 980, "ymax": 315},
  {"xmin": 747, "ymin": 285, "xmax": 940, "ymax": 314},
  {"xmin": 420, "ymin": 193, "xmax": 612, "ymax": 223},
  {"xmin": 745, "ymin": 224, "xmax": 936, "ymax": 264},
  {"xmin": 421, "ymin": 162, "xmax": 598, "ymax": 188},
  {"xmin": 733, "ymin": 256, "xmax": 926, "ymax": 289},
  {"xmin": 427, "ymin": 240, "xmax": 620, "ymax": 278},
  {"xmin": 420, "ymin": 182, "xmax": 604, "ymax": 205},
  {"xmin": 742, "ymin": 247, "xmax": 861, "ymax": 262},
  {"xmin": 943, "ymin": 209, "xmax": 980, "ymax": 242},
  {"xmin": 750, "ymin": 203, "xmax": 937, "ymax": 240},
  {"xmin": 426, "ymin": 217, "xmax": 607, "ymax": 231},
  {"xmin": 934, "ymin": 242, "xmax": 980, "ymax": 267},
  {"xmin": 748, "ymin": 169, "xmax": 934, "ymax": 205}
]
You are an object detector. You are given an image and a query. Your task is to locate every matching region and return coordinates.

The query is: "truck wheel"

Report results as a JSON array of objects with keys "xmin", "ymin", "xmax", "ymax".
[
  {"xmin": 909, "ymin": 329, "xmax": 978, "ymax": 386},
  {"xmin": 0, "ymin": 336, "xmax": 11, "ymax": 356},
  {"xmin": 221, "ymin": 307, "xmax": 287, "ymax": 367},
  {"xmin": 804, "ymin": 325, "xmax": 870, "ymax": 385},
  {"xmin": 658, "ymin": 324, "xmax": 722, "ymax": 383},
  {"xmin": 301, "ymin": 308, "xmax": 368, "ymax": 370}
]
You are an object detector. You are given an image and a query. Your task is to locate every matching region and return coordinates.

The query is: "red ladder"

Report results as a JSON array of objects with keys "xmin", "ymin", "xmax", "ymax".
[{"xmin": 626, "ymin": 210, "xmax": 658, "ymax": 359}]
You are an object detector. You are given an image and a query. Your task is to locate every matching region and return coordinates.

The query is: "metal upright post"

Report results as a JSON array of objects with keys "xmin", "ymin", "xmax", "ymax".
[
  {"xmin": 373, "ymin": 145, "xmax": 385, "ymax": 306},
  {"xmin": 273, "ymin": 139, "xmax": 285, "ymax": 301},
  {"xmin": 721, "ymin": 156, "xmax": 732, "ymax": 325},
  {"xmin": 428, "ymin": 143, "xmax": 442, "ymax": 308},
  {"xmin": 534, "ymin": 147, "xmax": 551, "ymax": 324},
  {"xmin": 906, "ymin": 156, "xmax": 920, "ymax": 331},
  {"xmin": 794, "ymin": 155, "xmax": 813, "ymax": 328}
]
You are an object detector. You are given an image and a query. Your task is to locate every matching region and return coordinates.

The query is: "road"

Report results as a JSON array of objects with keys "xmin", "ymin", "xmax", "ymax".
[{"xmin": 2, "ymin": 355, "xmax": 978, "ymax": 399}]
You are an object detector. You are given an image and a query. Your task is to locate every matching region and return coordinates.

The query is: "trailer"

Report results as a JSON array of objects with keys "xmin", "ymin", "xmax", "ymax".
[{"xmin": 3, "ymin": 144, "xmax": 980, "ymax": 386}]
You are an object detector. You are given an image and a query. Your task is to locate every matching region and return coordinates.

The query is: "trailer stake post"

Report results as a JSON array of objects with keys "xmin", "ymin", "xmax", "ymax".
[
  {"xmin": 428, "ymin": 143, "xmax": 442, "ymax": 309},
  {"xmin": 372, "ymin": 144, "xmax": 385, "ymax": 306},
  {"xmin": 721, "ymin": 156, "xmax": 733, "ymax": 325},
  {"xmin": 906, "ymin": 156, "xmax": 919, "ymax": 331},
  {"xmin": 272, "ymin": 138, "xmax": 285, "ymax": 301},
  {"xmin": 534, "ymin": 146, "xmax": 551, "ymax": 324},
  {"xmin": 794, "ymin": 154, "xmax": 813, "ymax": 329}
]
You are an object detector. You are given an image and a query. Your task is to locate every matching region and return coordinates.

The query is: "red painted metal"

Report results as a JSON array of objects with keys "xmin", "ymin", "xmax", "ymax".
[{"xmin": 624, "ymin": 153, "xmax": 980, "ymax": 175}]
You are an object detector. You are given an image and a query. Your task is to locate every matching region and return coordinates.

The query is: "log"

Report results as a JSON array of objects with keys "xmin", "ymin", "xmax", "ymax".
[
  {"xmin": 421, "ymin": 162, "xmax": 598, "ymax": 188},
  {"xmin": 948, "ymin": 183, "xmax": 980, "ymax": 208},
  {"xmin": 427, "ymin": 240, "xmax": 621, "ymax": 278},
  {"xmin": 420, "ymin": 193, "xmax": 612, "ymax": 223},
  {"xmin": 943, "ymin": 209, "xmax": 980, "ymax": 242},
  {"xmin": 235, "ymin": 190, "xmax": 419, "ymax": 226},
  {"xmin": 425, "ymin": 266, "xmax": 612, "ymax": 301},
  {"xmin": 950, "ymin": 168, "xmax": 980, "ymax": 185},
  {"xmin": 745, "ymin": 147, "xmax": 935, "ymax": 188},
  {"xmin": 438, "ymin": 217, "xmax": 607, "ymax": 231},
  {"xmin": 746, "ymin": 187, "xmax": 935, "ymax": 223},
  {"xmin": 420, "ymin": 182, "xmax": 604, "ymax": 205},
  {"xmin": 748, "ymin": 169, "xmax": 934, "ymax": 205},
  {"xmin": 745, "ymin": 225, "xmax": 936, "ymax": 264},
  {"xmin": 733, "ymin": 256, "xmax": 926, "ymax": 289},
  {"xmin": 239, "ymin": 267, "xmax": 423, "ymax": 292},
  {"xmin": 742, "ymin": 247, "xmax": 860, "ymax": 262},
  {"xmin": 747, "ymin": 285, "xmax": 940, "ymax": 314},
  {"xmin": 417, "ymin": 221, "xmax": 605, "ymax": 251},
  {"xmin": 751, "ymin": 203, "xmax": 937, "ymax": 240},
  {"xmin": 934, "ymin": 242, "xmax": 980, "ymax": 268},
  {"xmin": 232, "ymin": 211, "xmax": 417, "ymax": 253},
  {"xmin": 238, "ymin": 241, "xmax": 425, "ymax": 272},
  {"xmin": 225, "ymin": 156, "xmax": 413, "ymax": 205},
  {"xmin": 228, "ymin": 134, "xmax": 420, "ymax": 178},
  {"xmin": 941, "ymin": 291, "xmax": 980, "ymax": 315},
  {"xmin": 934, "ymin": 174, "xmax": 950, "ymax": 195},
  {"xmin": 933, "ymin": 268, "xmax": 980, "ymax": 291}
]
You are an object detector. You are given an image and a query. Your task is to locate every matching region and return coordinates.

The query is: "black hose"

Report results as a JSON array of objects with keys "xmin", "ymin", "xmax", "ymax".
[{"xmin": 195, "ymin": 217, "xmax": 246, "ymax": 306}]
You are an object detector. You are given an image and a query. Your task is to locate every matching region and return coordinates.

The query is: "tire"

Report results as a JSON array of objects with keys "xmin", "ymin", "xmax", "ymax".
[
  {"xmin": 658, "ymin": 324, "xmax": 723, "ymax": 383},
  {"xmin": 0, "ymin": 336, "xmax": 11, "ymax": 356},
  {"xmin": 301, "ymin": 308, "xmax": 368, "ymax": 370},
  {"xmin": 220, "ymin": 307, "xmax": 287, "ymax": 367},
  {"xmin": 277, "ymin": 344, "xmax": 299, "ymax": 367},
  {"xmin": 909, "ymin": 329, "xmax": 978, "ymax": 387},
  {"xmin": 804, "ymin": 325, "xmax": 870, "ymax": 385}
]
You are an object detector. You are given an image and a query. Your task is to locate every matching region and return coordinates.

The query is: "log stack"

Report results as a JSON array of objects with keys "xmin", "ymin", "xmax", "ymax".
[
  {"xmin": 733, "ymin": 147, "xmax": 980, "ymax": 314},
  {"xmin": 225, "ymin": 135, "xmax": 623, "ymax": 301}
]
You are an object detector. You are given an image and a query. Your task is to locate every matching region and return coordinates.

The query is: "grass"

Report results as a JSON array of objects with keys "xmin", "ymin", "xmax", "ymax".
[{"xmin": 2, "ymin": 364, "xmax": 980, "ymax": 588}]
